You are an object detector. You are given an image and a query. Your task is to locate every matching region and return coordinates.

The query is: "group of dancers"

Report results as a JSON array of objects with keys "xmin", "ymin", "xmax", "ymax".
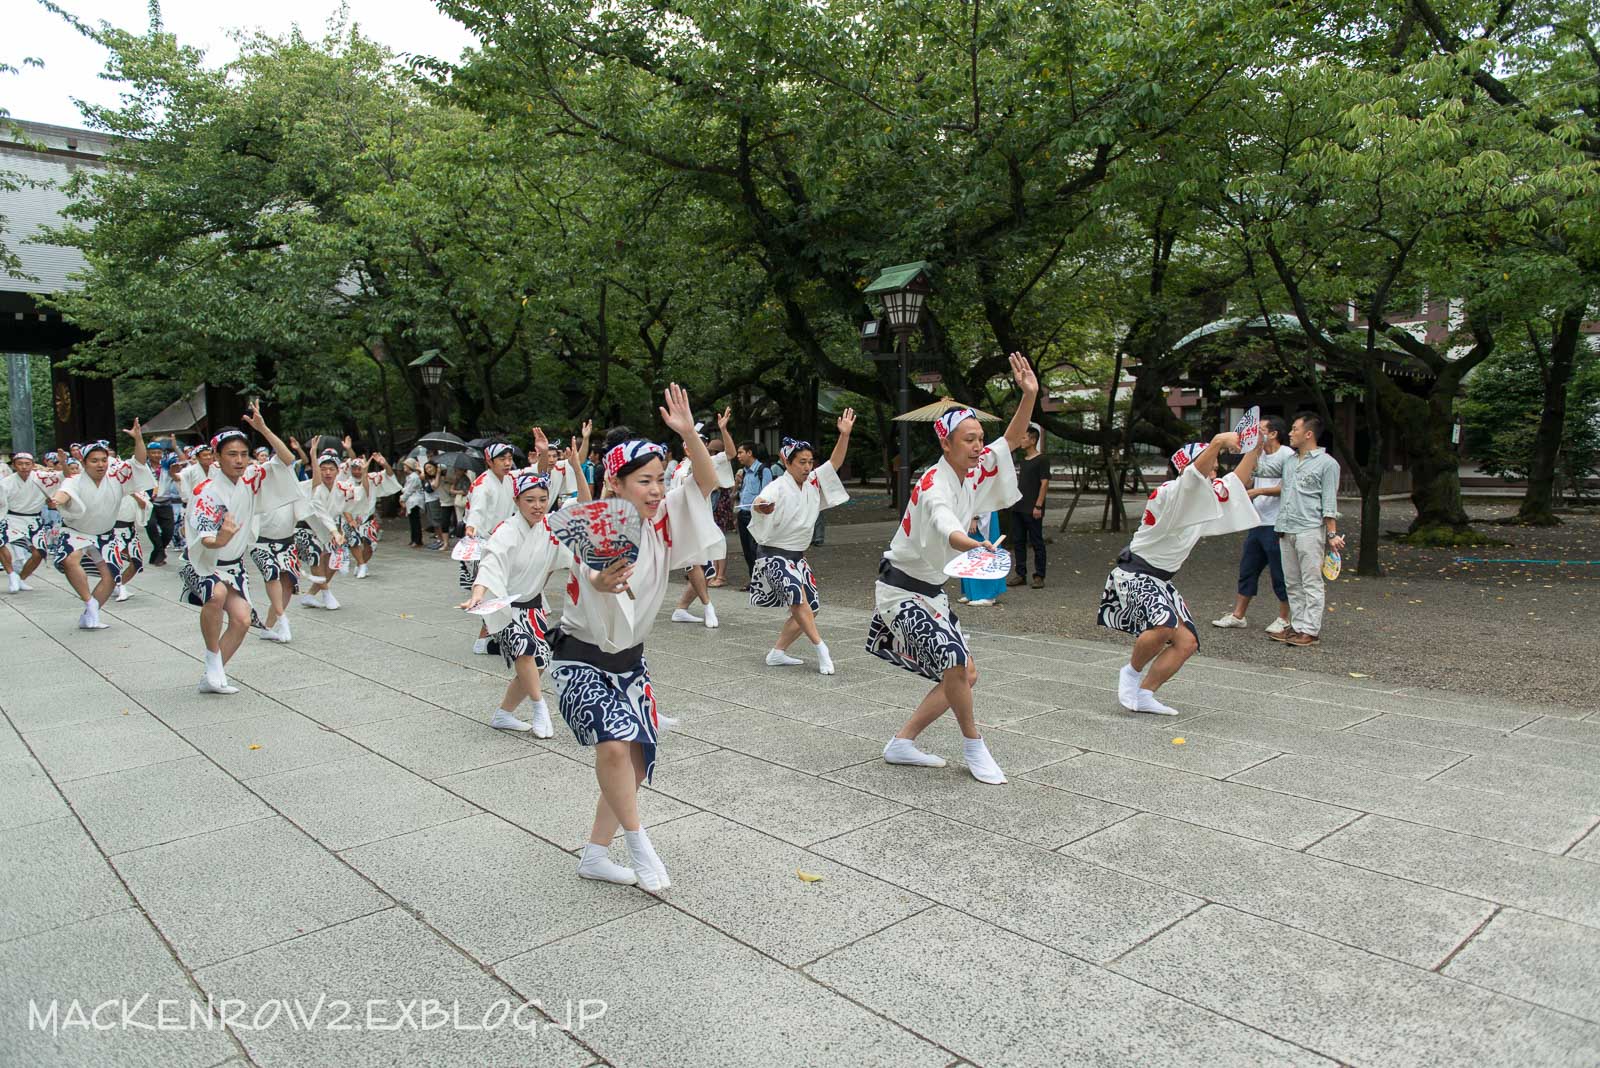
[{"xmin": 4, "ymin": 358, "xmax": 1280, "ymax": 892}]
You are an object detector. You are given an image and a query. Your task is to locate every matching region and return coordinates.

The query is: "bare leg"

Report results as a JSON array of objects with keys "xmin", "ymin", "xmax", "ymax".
[
  {"xmin": 1140, "ymin": 626, "xmax": 1197, "ymax": 693},
  {"xmin": 788, "ymin": 603, "xmax": 822, "ymax": 645},
  {"xmin": 220, "ymin": 589, "xmax": 252, "ymax": 663},
  {"xmin": 588, "ymin": 740, "xmax": 647, "ymax": 843},
  {"xmin": 1276, "ymin": 601, "xmax": 1291, "ymax": 622},
  {"xmin": 513, "ymin": 656, "xmax": 544, "ymax": 703},
  {"xmin": 0, "ymin": 544, "xmax": 12, "ymax": 576},
  {"xmin": 264, "ymin": 576, "xmax": 290, "ymax": 627},
  {"xmin": 200, "ymin": 585, "xmax": 228, "ymax": 652},
  {"xmin": 62, "ymin": 552, "xmax": 93, "ymax": 601},
  {"xmin": 91, "ymin": 559, "xmax": 117, "ymax": 607},
  {"xmin": 20, "ymin": 549, "xmax": 45, "ymax": 579},
  {"xmin": 1130, "ymin": 627, "xmax": 1174, "ymax": 673},
  {"xmin": 895, "ymin": 656, "xmax": 982, "ymax": 741},
  {"xmin": 499, "ymin": 672, "xmax": 526, "ymax": 713},
  {"xmin": 1231, "ymin": 594, "xmax": 1251, "ymax": 619},
  {"xmin": 686, "ymin": 566, "xmax": 710, "ymax": 607},
  {"xmin": 773, "ymin": 616, "xmax": 803, "ymax": 653}
]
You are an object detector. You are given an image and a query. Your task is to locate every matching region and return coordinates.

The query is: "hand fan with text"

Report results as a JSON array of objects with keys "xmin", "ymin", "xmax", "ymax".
[
  {"xmin": 1234, "ymin": 406, "xmax": 1261, "ymax": 453},
  {"xmin": 944, "ymin": 535, "xmax": 1013, "ymax": 581},
  {"xmin": 464, "ymin": 595, "xmax": 517, "ymax": 617},
  {"xmin": 546, "ymin": 498, "xmax": 643, "ymax": 571},
  {"xmin": 451, "ymin": 536, "xmax": 482, "ymax": 563}
]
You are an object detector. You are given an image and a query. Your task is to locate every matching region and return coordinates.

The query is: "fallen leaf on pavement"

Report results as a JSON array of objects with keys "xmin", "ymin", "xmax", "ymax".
[{"xmin": 797, "ymin": 870, "xmax": 824, "ymax": 883}]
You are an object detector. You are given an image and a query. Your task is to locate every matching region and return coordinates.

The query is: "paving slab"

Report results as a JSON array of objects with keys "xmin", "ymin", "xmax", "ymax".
[
  {"xmin": 823, "ymin": 757, "xmax": 1129, "ymax": 849},
  {"xmin": 1513, "ymin": 716, "xmax": 1600, "ymax": 748},
  {"xmin": 179, "ymin": 712, "xmax": 363, "ymax": 780},
  {"xmin": 811, "ymin": 810, "xmax": 1200, "ymax": 962},
  {"xmin": 61, "ymin": 754, "xmax": 274, "ymax": 855},
  {"xmin": 0, "ymin": 816, "xmax": 130, "ymax": 941},
  {"xmin": 196, "ymin": 907, "xmax": 588, "ymax": 1067},
  {"xmin": 269, "ymin": 680, "xmax": 439, "ymax": 730},
  {"xmin": 1430, "ymin": 752, "xmax": 1600, "ymax": 812},
  {"xmin": 1277, "ymin": 684, "xmax": 1541, "ymax": 731},
  {"xmin": 24, "ymin": 712, "xmax": 197, "ymax": 782},
  {"xmin": 136, "ymin": 683, "xmax": 292, "ymax": 731},
  {"xmin": 1062, "ymin": 814, "xmax": 1495, "ymax": 967},
  {"xmin": 1, "ymin": 677, "xmax": 139, "ymax": 732},
  {"xmin": 1441, "ymin": 908, "xmax": 1600, "ymax": 1022},
  {"xmin": 436, "ymin": 751, "xmax": 697, "ymax": 850},
  {"xmin": 0, "ymin": 755, "xmax": 68, "ymax": 830},
  {"xmin": 1007, "ymin": 706, "xmax": 1278, "ymax": 777},
  {"xmin": 340, "ymin": 709, "xmax": 540, "ymax": 779},
  {"xmin": 496, "ymin": 904, "xmax": 949, "ymax": 1068},
  {"xmin": 1351, "ymin": 713, "xmax": 1600, "ymax": 774},
  {"xmin": 112, "ymin": 816, "xmax": 391, "ymax": 969},
  {"xmin": 676, "ymin": 708, "xmax": 880, "ymax": 774},
  {"xmin": 651, "ymin": 749, "xmax": 907, "ymax": 847},
  {"xmin": 1182, "ymin": 709, "xmax": 1464, "ymax": 779},
  {"xmin": 1026, "ymin": 751, "xmax": 1358, "ymax": 849},
  {"xmin": 342, "ymin": 813, "xmax": 654, "ymax": 964},
  {"xmin": 1308, "ymin": 816, "xmax": 1600, "ymax": 927},
  {"xmin": 643, "ymin": 812, "xmax": 931, "ymax": 965},
  {"xmin": 807, "ymin": 907, "xmax": 1333, "ymax": 1067},
  {"xmin": 0, "ymin": 909, "xmax": 237, "ymax": 1068},
  {"xmin": 1115, "ymin": 905, "xmax": 1600, "ymax": 1067},
  {"xmin": 248, "ymin": 753, "xmax": 478, "ymax": 852},
  {"xmin": 1232, "ymin": 754, "xmax": 1596, "ymax": 852}
]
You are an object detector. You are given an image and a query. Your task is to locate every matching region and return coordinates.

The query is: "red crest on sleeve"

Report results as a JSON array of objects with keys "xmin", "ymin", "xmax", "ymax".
[
  {"xmin": 242, "ymin": 466, "xmax": 265, "ymax": 493},
  {"xmin": 1142, "ymin": 510, "xmax": 1157, "ymax": 526},
  {"xmin": 567, "ymin": 573, "xmax": 581, "ymax": 604},
  {"xmin": 1211, "ymin": 479, "xmax": 1230, "ymax": 502}
]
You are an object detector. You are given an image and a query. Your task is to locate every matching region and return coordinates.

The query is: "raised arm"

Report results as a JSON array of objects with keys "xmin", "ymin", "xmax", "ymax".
[
  {"xmin": 828, "ymin": 408, "xmax": 856, "ymax": 471},
  {"xmin": 1000, "ymin": 354, "xmax": 1040, "ymax": 452},
  {"xmin": 716, "ymin": 408, "xmax": 736, "ymax": 461},
  {"xmin": 530, "ymin": 426, "xmax": 549, "ymax": 473},
  {"xmin": 241, "ymin": 402, "xmax": 293, "ymax": 465},
  {"xmin": 122, "ymin": 418, "xmax": 148, "ymax": 465},
  {"xmin": 660, "ymin": 384, "xmax": 717, "ymax": 497},
  {"xmin": 1233, "ymin": 437, "xmax": 1264, "ymax": 487},
  {"xmin": 1192, "ymin": 432, "xmax": 1241, "ymax": 480}
]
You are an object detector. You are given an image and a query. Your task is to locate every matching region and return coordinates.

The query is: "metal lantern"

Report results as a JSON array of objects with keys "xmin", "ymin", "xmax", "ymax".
[
  {"xmin": 863, "ymin": 261, "xmax": 934, "ymax": 511},
  {"xmin": 410, "ymin": 349, "xmax": 452, "ymax": 388}
]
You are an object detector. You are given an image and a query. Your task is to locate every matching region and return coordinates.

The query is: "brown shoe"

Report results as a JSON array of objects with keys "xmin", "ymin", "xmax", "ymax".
[
  {"xmin": 1286, "ymin": 632, "xmax": 1319, "ymax": 647},
  {"xmin": 1030, "ymin": 575, "xmax": 1044, "ymax": 589},
  {"xmin": 1269, "ymin": 628, "xmax": 1299, "ymax": 643},
  {"xmin": 1006, "ymin": 574, "xmax": 1026, "ymax": 587}
]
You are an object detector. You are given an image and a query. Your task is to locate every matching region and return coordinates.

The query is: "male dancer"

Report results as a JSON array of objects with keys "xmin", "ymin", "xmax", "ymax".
[
  {"xmin": 463, "ymin": 441, "xmax": 518, "ymax": 654},
  {"xmin": 1, "ymin": 452, "xmax": 62, "ymax": 592},
  {"xmin": 50, "ymin": 425, "xmax": 154, "ymax": 629},
  {"xmin": 869, "ymin": 354, "xmax": 1038, "ymax": 785}
]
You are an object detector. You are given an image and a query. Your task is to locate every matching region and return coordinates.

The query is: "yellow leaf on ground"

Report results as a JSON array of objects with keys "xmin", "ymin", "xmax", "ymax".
[
  {"xmin": 248, "ymin": 744, "xmax": 262, "ymax": 751},
  {"xmin": 1348, "ymin": 673, "xmax": 1370, "ymax": 678},
  {"xmin": 1172, "ymin": 738, "xmax": 1186, "ymax": 745},
  {"xmin": 796, "ymin": 870, "xmax": 824, "ymax": 883}
]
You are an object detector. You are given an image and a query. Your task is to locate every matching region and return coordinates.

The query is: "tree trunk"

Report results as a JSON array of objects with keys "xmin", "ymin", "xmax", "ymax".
[
  {"xmin": 1518, "ymin": 305, "xmax": 1583, "ymax": 525},
  {"xmin": 1406, "ymin": 382, "xmax": 1472, "ymax": 535}
]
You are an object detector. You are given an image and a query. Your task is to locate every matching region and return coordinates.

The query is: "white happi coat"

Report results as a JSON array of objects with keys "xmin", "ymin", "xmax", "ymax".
[
  {"xmin": 179, "ymin": 461, "xmax": 216, "ymax": 498},
  {"xmin": 115, "ymin": 491, "xmax": 153, "ymax": 528},
  {"xmin": 465, "ymin": 469, "xmax": 514, "ymax": 534},
  {"xmin": 668, "ymin": 452, "xmax": 734, "ymax": 561},
  {"xmin": 559, "ymin": 480, "xmax": 722, "ymax": 654},
  {"xmin": 474, "ymin": 513, "xmax": 575, "ymax": 633},
  {"xmin": 1127, "ymin": 464, "xmax": 1260, "ymax": 574},
  {"xmin": 185, "ymin": 459, "xmax": 301, "ymax": 577},
  {"xmin": 2, "ymin": 467, "xmax": 62, "ymax": 516},
  {"xmin": 346, "ymin": 468, "xmax": 401, "ymax": 521},
  {"xmin": 57, "ymin": 459, "xmax": 158, "ymax": 537},
  {"xmin": 305, "ymin": 477, "xmax": 352, "ymax": 542},
  {"xmin": 545, "ymin": 459, "xmax": 582, "ymax": 504},
  {"xmin": 749, "ymin": 460, "xmax": 848, "ymax": 551},
  {"xmin": 882, "ymin": 439, "xmax": 1018, "ymax": 586}
]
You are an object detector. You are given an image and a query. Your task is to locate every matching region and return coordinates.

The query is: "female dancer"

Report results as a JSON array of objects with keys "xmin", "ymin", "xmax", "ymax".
[
  {"xmin": 250, "ymin": 468, "xmax": 313, "ymax": 643},
  {"xmin": 550, "ymin": 386, "xmax": 723, "ymax": 891},
  {"xmin": 340, "ymin": 454, "xmax": 399, "ymax": 579},
  {"xmin": 462, "ymin": 458, "xmax": 591, "ymax": 734},
  {"xmin": 868, "ymin": 354, "xmax": 1038, "ymax": 786},
  {"xmin": 668, "ymin": 409, "xmax": 735, "ymax": 629},
  {"xmin": 463, "ymin": 442, "xmax": 518, "ymax": 654},
  {"xmin": 748, "ymin": 409, "xmax": 855, "ymax": 674},
  {"xmin": 300, "ymin": 452, "xmax": 349, "ymax": 610},
  {"xmin": 1, "ymin": 452, "xmax": 63, "ymax": 593}
]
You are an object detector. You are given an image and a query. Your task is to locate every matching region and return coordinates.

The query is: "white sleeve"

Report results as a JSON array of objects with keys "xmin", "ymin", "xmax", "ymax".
[
  {"xmin": 712, "ymin": 451, "xmax": 735, "ymax": 489},
  {"xmin": 662, "ymin": 479, "xmax": 723, "ymax": 571},
  {"xmin": 250, "ymin": 459, "xmax": 302, "ymax": 514},
  {"xmin": 372, "ymin": 470, "xmax": 402, "ymax": 498},
  {"xmin": 1161, "ymin": 464, "xmax": 1226, "ymax": 531},
  {"xmin": 1194, "ymin": 473, "xmax": 1264, "ymax": 538},
  {"xmin": 474, "ymin": 523, "xmax": 515, "ymax": 599},
  {"xmin": 746, "ymin": 480, "xmax": 784, "ymax": 545},
  {"xmin": 811, "ymin": 461, "xmax": 849, "ymax": 510},
  {"xmin": 969, "ymin": 439, "xmax": 1020, "ymax": 514}
]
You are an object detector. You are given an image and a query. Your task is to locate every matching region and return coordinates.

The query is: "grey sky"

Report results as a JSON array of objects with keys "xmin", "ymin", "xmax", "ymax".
[{"xmin": 7, "ymin": 0, "xmax": 480, "ymax": 129}]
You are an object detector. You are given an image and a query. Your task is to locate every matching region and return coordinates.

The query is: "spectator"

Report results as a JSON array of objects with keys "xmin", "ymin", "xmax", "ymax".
[
  {"xmin": 734, "ymin": 440, "xmax": 772, "ymax": 588},
  {"xmin": 1254, "ymin": 412, "xmax": 1344, "ymax": 647},
  {"xmin": 145, "ymin": 442, "xmax": 177, "ymax": 566},
  {"xmin": 401, "ymin": 459, "xmax": 426, "ymax": 548},
  {"xmin": 1213, "ymin": 416, "xmax": 1292, "ymax": 633},
  {"xmin": 421, "ymin": 460, "xmax": 447, "ymax": 549},
  {"xmin": 1006, "ymin": 423, "xmax": 1049, "ymax": 589}
]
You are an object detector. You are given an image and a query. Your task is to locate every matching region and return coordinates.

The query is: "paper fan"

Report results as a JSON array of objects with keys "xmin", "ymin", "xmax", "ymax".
[
  {"xmin": 547, "ymin": 498, "xmax": 643, "ymax": 572},
  {"xmin": 328, "ymin": 544, "xmax": 349, "ymax": 573},
  {"xmin": 1234, "ymin": 405, "xmax": 1261, "ymax": 453},
  {"xmin": 1322, "ymin": 545, "xmax": 1342, "ymax": 582},
  {"xmin": 451, "ymin": 536, "xmax": 482, "ymax": 563},
  {"xmin": 944, "ymin": 545, "xmax": 1013, "ymax": 580},
  {"xmin": 465, "ymin": 595, "xmax": 517, "ymax": 617}
]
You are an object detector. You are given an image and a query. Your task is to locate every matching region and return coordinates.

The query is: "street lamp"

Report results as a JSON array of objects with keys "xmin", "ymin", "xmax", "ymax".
[
  {"xmin": 409, "ymin": 349, "xmax": 454, "ymax": 426},
  {"xmin": 864, "ymin": 260, "xmax": 932, "ymax": 511}
]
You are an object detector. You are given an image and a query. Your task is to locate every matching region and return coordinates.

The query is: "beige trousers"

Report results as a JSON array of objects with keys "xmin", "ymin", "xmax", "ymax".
[{"xmin": 1279, "ymin": 531, "xmax": 1326, "ymax": 636}]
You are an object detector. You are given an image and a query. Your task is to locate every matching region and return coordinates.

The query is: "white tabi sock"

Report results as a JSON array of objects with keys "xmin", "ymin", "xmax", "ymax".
[
  {"xmin": 1118, "ymin": 664, "xmax": 1144, "ymax": 711},
  {"xmin": 623, "ymin": 829, "xmax": 670, "ymax": 891},
  {"xmin": 576, "ymin": 842, "xmax": 638, "ymax": 885},
  {"xmin": 702, "ymin": 602, "xmax": 719, "ymax": 629},
  {"xmin": 815, "ymin": 641, "xmax": 834, "ymax": 675},
  {"xmin": 883, "ymin": 737, "xmax": 947, "ymax": 767},
  {"xmin": 962, "ymin": 736, "xmax": 1008, "ymax": 785},
  {"xmin": 766, "ymin": 648, "xmax": 804, "ymax": 667},
  {"xmin": 527, "ymin": 699, "xmax": 554, "ymax": 739},
  {"xmin": 490, "ymin": 707, "xmax": 532, "ymax": 731},
  {"xmin": 1134, "ymin": 689, "xmax": 1180, "ymax": 716}
]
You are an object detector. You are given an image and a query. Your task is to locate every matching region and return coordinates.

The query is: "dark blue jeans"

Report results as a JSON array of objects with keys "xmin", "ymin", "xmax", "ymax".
[
  {"xmin": 1237, "ymin": 524, "xmax": 1287, "ymax": 602},
  {"xmin": 1008, "ymin": 510, "xmax": 1046, "ymax": 577}
]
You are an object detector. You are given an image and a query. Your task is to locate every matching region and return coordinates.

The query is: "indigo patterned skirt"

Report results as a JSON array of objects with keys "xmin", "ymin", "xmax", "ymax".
[
  {"xmin": 496, "ymin": 599, "xmax": 552, "ymax": 670},
  {"xmin": 1096, "ymin": 567, "xmax": 1198, "ymax": 643},
  {"xmin": 749, "ymin": 550, "xmax": 819, "ymax": 613},
  {"xmin": 180, "ymin": 556, "xmax": 251, "ymax": 608},
  {"xmin": 51, "ymin": 530, "xmax": 119, "ymax": 575},
  {"xmin": 251, "ymin": 535, "xmax": 301, "ymax": 590},
  {"xmin": 865, "ymin": 582, "xmax": 970, "ymax": 683},
  {"xmin": 549, "ymin": 638, "xmax": 659, "ymax": 782}
]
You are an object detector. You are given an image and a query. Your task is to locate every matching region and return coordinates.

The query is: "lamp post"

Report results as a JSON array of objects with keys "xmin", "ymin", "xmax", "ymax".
[
  {"xmin": 408, "ymin": 349, "xmax": 453, "ymax": 428},
  {"xmin": 864, "ymin": 261, "xmax": 932, "ymax": 511}
]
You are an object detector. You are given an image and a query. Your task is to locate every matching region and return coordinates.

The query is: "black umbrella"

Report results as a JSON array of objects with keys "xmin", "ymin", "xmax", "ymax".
[
  {"xmin": 436, "ymin": 451, "xmax": 485, "ymax": 474},
  {"xmin": 417, "ymin": 430, "xmax": 467, "ymax": 452}
]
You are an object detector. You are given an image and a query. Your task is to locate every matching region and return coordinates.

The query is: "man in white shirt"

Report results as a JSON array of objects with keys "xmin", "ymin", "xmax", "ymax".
[
  {"xmin": 1213, "ymin": 416, "xmax": 1292, "ymax": 633},
  {"xmin": 50, "ymin": 424, "xmax": 155, "ymax": 629},
  {"xmin": 1, "ymin": 452, "xmax": 62, "ymax": 592}
]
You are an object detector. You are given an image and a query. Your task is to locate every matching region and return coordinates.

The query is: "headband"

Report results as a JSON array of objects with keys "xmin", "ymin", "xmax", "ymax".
[
  {"xmin": 547, "ymin": 437, "xmax": 564, "ymax": 449},
  {"xmin": 12, "ymin": 451, "xmax": 32, "ymax": 462},
  {"xmin": 83, "ymin": 440, "xmax": 111, "ymax": 457},
  {"xmin": 318, "ymin": 451, "xmax": 342, "ymax": 466},
  {"xmin": 604, "ymin": 440, "xmax": 667, "ymax": 477},
  {"xmin": 44, "ymin": 451, "xmax": 58, "ymax": 462},
  {"xmin": 211, "ymin": 429, "xmax": 248, "ymax": 452},
  {"xmin": 780, "ymin": 437, "xmax": 812, "ymax": 462},
  {"xmin": 483, "ymin": 442, "xmax": 514, "ymax": 463},
  {"xmin": 1170, "ymin": 442, "xmax": 1207, "ymax": 474},
  {"xmin": 934, "ymin": 408, "xmax": 979, "ymax": 442},
  {"xmin": 511, "ymin": 470, "xmax": 550, "ymax": 498}
]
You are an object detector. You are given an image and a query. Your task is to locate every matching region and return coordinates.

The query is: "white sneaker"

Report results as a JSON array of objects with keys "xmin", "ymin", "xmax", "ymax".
[
  {"xmin": 1134, "ymin": 689, "xmax": 1180, "ymax": 716},
  {"xmin": 624, "ymin": 830, "xmax": 670, "ymax": 892},
  {"xmin": 321, "ymin": 591, "xmax": 340, "ymax": 610},
  {"xmin": 883, "ymin": 737, "xmax": 947, "ymax": 767},
  {"xmin": 1211, "ymin": 613, "xmax": 1248, "ymax": 628},
  {"xmin": 576, "ymin": 843, "xmax": 638, "ymax": 885},
  {"xmin": 113, "ymin": 583, "xmax": 130, "ymax": 602},
  {"xmin": 766, "ymin": 648, "xmax": 804, "ymax": 667},
  {"xmin": 528, "ymin": 702, "xmax": 554, "ymax": 739},
  {"xmin": 490, "ymin": 708, "xmax": 533, "ymax": 731},
  {"xmin": 816, "ymin": 642, "xmax": 834, "ymax": 675},
  {"xmin": 962, "ymin": 737, "xmax": 1008, "ymax": 785},
  {"xmin": 1265, "ymin": 617, "xmax": 1290, "ymax": 635},
  {"xmin": 1118, "ymin": 664, "xmax": 1143, "ymax": 711},
  {"xmin": 472, "ymin": 637, "xmax": 491, "ymax": 655},
  {"xmin": 198, "ymin": 675, "xmax": 239, "ymax": 695},
  {"xmin": 671, "ymin": 608, "xmax": 701, "ymax": 623},
  {"xmin": 703, "ymin": 603, "xmax": 719, "ymax": 629}
]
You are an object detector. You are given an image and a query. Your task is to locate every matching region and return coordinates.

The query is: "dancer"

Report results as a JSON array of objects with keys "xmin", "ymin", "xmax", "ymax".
[
  {"xmin": 462, "ymin": 441, "xmax": 518, "ymax": 654},
  {"xmin": 462, "ymin": 457, "xmax": 591, "ymax": 734},
  {"xmin": 1098, "ymin": 433, "xmax": 1264, "ymax": 714},
  {"xmin": 250, "ymin": 459, "xmax": 314, "ymax": 643},
  {"xmin": 550, "ymin": 386, "xmax": 724, "ymax": 891},
  {"xmin": 669, "ymin": 409, "xmax": 736, "ymax": 629},
  {"xmin": 342, "ymin": 453, "xmax": 400, "ymax": 579},
  {"xmin": 300, "ymin": 451, "xmax": 349, "ymax": 610},
  {"xmin": 749, "ymin": 410, "xmax": 855, "ymax": 673},
  {"xmin": 181, "ymin": 405, "xmax": 300, "ymax": 694},
  {"xmin": 180, "ymin": 442, "xmax": 216, "ymax": 496},
  {"xmin": 110, "ymin": 489, "xmax": 152, "ymax": 602},
  {"xmin": 542, "ymin": 422, "xmax": 593, "ymax": 511},
  {"xmin": 869, "ymin": 354, "xmax": 1037, "ymax": 785},
  {"xmin": 1, "ymin": 452, "xmax": 62, "ymax": 593},
  {"xmin": 49, "ymin": 426, "xmax": 155, "ymax": 630}
]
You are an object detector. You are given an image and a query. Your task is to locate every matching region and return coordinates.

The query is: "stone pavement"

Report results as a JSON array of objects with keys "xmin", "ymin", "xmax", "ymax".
[{"xmin": 2, "ymin": 547, "xmax": 1598, "ymax": 1067}]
